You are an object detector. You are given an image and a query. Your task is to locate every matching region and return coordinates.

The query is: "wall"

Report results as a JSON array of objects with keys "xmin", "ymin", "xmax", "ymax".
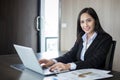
[
  {"xmin": 0, "ymin": 0, "xmax": 37, "ymax": 54},
  {"xmin": 60, "ymin": 0, "xmax": 120, "ymax": 71}
]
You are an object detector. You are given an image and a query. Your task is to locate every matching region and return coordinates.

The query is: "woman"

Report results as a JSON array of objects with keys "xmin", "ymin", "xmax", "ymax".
[{"xmin": 39, "ymin": 7, "xmax": 112, "ymax": 72}]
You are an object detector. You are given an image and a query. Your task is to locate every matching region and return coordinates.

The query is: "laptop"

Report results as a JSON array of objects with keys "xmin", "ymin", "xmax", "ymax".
[{"xmin": 13, "ymin": 44, "xmax": 69, "ymax": 76}]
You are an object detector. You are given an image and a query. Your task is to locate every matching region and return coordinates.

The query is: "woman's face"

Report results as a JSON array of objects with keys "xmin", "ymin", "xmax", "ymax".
[{"xmin": 80, "ymin": 13, "xmax": 95, "ymax": 35}]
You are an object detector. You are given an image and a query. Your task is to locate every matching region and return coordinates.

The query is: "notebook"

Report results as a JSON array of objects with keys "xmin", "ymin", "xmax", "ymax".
[{"xmin": 13, "ymin": 44, "xmax": 69, "ymax": 76}]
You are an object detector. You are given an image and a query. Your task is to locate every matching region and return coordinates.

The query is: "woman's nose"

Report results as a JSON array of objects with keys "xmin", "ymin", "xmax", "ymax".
[{"xmin": 84, "ymin": 22, "xmax": 87, "ymax": 26}]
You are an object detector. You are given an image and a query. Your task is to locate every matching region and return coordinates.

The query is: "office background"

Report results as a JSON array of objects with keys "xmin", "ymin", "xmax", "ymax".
[
  {"xmin": 0, "ymin": 0, "xmax": 120, "ymax": 72},
  {"xmin": 60, "ymin": 0, "xmax": 120, "ymax": 71},
  {"xmin": 0, "ymin": 0, "xmax": 38, "ymax": 54}
]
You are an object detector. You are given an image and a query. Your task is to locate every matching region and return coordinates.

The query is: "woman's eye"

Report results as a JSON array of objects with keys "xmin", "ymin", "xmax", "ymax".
[
  {"xmin": 87, "ymin": 19, "xmax": 92, "ymax": 22},
  {"xmin": 80, "ymin": 21, "xmax": 84, "ymax": 23}
]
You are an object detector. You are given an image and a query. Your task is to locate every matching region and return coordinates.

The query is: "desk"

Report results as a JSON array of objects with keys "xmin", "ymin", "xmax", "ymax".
[{"xmin": 0, "ymin": 54, "xmax": 120, "ymax": 80}]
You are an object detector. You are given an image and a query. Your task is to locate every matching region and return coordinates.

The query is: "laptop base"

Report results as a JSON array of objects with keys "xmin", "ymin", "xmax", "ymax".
[
  {"xmin": 10, "ymin": 64, "xmax": 25, "ymax": 71},
  {"xmin": 10, "ymin": 64, "xmax": 57, "ymax": 76}
]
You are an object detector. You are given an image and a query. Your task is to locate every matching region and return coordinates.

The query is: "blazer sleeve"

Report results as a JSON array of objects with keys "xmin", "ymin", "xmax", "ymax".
[
  {"xmin": 75, "ymin": 33, "xmax": 112, "ymax": 69},
  {"xmin": 55, "ymin": 40, "xmax": 81, "ymax": 63}
]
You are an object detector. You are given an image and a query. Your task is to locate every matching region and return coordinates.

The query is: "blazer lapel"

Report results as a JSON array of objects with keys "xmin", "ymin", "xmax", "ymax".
[
  {"xmin": 77, "ymin": 39, "xmax": 83, "ymax": 60},
  {"xmin": 84, "ymin": 34, "xmax": 101, "ymax": 59}
]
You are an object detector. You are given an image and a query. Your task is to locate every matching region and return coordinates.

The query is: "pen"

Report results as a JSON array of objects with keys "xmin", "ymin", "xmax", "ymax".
[{"xmin": 78, "ymin": 72, "xmax": 92, "ymax": 77}]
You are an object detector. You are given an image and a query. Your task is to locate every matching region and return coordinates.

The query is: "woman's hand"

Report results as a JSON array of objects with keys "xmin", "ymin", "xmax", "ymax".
[
  {"xmin": 50, "ymin": 62, "xmax": 70, "ymax": 72},
  {"xmin": 39, "ymin": 59, "xmax": 55, "ymax": 68}
]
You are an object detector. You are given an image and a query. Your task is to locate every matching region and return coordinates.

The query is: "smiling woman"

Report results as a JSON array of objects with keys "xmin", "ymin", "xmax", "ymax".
[
  {"xmin": 39, "ymin": 7, "xmax": 113, "ymax": 72},
  {"xmin": 60, "ymin": 0, "xmax": 120, "ymax": 71}
]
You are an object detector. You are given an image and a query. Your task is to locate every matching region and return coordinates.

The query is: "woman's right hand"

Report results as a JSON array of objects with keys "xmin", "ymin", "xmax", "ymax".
[{"xmin": 39, "ymin": 59, "xmax": 55, "ymax": 68}]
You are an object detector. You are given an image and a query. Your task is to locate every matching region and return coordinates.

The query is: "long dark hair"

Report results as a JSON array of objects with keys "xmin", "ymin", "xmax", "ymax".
[{"xmin": 77, "ymin": 7, "xmax": 105, "ymax": 40}]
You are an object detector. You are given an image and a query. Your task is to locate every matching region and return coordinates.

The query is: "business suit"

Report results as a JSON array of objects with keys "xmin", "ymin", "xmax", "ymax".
[{"xmin": 55, "ymin": 32, "xmax": 112, "ymax": 69}]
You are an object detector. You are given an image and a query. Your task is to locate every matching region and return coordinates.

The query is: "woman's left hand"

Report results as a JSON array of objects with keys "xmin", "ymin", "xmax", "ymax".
[{"xmin": 50, "ymin": 62, "xmax": 70, "ymax": 72}]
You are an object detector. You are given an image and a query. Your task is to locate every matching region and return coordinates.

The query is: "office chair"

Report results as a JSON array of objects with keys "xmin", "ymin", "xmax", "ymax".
[{"xmin": 104, "ymin": 40, "xmax": 116, "ymax": 70}]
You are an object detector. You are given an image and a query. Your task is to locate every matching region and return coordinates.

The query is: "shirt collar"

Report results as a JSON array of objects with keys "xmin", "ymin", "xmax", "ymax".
[{"xmin": 82, "ymin": 32, "xmax": 97, "ymax": 42}]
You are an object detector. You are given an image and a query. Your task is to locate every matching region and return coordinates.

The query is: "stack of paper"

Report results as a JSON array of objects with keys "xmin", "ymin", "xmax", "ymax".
[{"xmin": 55, "ymin": 68, "xmax": 113, "ymax": 80}]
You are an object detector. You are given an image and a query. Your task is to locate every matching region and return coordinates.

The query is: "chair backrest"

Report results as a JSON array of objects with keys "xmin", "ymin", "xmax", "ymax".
[{"xmin": 104, "ymin": 40, "xmax": 116, "ymax": 70}]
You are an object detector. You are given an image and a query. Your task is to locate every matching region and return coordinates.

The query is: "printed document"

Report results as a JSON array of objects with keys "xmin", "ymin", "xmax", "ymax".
[{"xmin": 55, "ymin": 68, "xmax": 113, "ymax": 80}]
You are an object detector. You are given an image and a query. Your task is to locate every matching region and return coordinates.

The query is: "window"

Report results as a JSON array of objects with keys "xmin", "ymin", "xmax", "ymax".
[{"xmin": 40, "ymin": 0, "xmax": 59, "ymax": 52}]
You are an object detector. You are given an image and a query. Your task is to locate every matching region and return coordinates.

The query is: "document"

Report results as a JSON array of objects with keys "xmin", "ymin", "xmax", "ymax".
[{"xmin": 55, "ymin": 68, "xmax": 113, "ymax": 80}]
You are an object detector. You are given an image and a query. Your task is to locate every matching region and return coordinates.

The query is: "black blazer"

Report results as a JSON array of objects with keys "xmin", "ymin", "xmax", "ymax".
[{"xmin": 55, "ymin": 32, "xmax": 112, "ymax": 69}]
